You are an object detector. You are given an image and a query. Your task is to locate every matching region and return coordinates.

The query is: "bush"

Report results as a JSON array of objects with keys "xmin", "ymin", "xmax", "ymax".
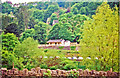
[
  {"xmin": 63, "ymin": 64, "xmax": 76, "ymax": 70},
  {"xmin": 44, "ymin": 49, "xmax": 48, "ymax": 53},
  {"xmin": 58, "ymin": 46, "xmax": 64, "ymax": 49},
  {"xmin": 50, "ymin": 66, "xmax": 57, "ymax": 70},
  {"xmin": 78, "ymin": 65, "xmax": 86, "ymax": 70},
  {"xmin": 40, "ymin": 64, "xmax": 48, "ymax": 69},
  {"xmin": 70, "ymin": 46, "xmax": 76, "ymax": 50},
  {"xmin": 57, "ymin": 50, "xmax": 61, "ymax": 53}
]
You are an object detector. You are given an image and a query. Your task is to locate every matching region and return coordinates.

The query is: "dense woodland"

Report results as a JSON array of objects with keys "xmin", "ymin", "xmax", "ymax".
[{"xmin": 0, "ymin": 1, "xmax": 119, "ymax": 72}]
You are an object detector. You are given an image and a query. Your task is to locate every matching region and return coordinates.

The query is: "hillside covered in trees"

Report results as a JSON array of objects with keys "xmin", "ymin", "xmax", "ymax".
[{"xmin": 1, "ymin": 1, "xmax": 119, "ymax": 72}]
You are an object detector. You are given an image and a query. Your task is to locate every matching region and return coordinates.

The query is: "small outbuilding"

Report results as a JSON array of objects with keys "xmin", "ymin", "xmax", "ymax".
[{"xmin": 47, "ymin": 39, "xmax": 70, "ymax": 46}]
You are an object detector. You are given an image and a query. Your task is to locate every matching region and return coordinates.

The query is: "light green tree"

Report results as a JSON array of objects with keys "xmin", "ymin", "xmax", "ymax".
[
  {"xmin": 2, "ymin": 33, "xmax": 21, "ymax": 69},
  {"xmin": 14, "ymin": 37, "xmax": 45, "ymax": 69},
  {"xmin": 79, "ymin": 3, "xmax": 118, "ymax": 71}
]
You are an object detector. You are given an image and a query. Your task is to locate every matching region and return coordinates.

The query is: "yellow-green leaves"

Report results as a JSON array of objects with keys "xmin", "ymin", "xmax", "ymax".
[{"xmin": 80, "ymin": 2, "xmax": 118, "ymax": 71}]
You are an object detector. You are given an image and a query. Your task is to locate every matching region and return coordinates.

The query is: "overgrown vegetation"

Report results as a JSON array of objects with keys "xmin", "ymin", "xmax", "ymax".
[
  {"xmin": 58, "ymin": 46, "xmax": 64, "ymax": 49},
  {"xmin": 70, "ymin": 46, "xmax": 76, "ymax": 50},
  {"xmin": 1, "ymin": 1, "xmax": 119, "ymax": 72}
]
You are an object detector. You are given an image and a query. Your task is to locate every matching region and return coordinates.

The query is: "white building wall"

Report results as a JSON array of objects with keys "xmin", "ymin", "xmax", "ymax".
[
  {"xmin": 60, "ymin": 40, "xmax": 65, "ymax": 46},
  {"xmin": 64, "ymin": 41, "xmax": 70, "ymax": 46}
]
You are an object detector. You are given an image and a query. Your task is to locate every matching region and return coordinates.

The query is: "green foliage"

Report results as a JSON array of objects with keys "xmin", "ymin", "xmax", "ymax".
[
  {"xmin": 57, "ymin": 2, "xmax": 76, "ymax": 9},
  {"xmin": 50, "ymin": 66, "xmax": 57, "ymax": 70},
  {"xmin": 58, "ymin": 46, "xmax": 64, "ymax": 49},
  {"xmin": 68, "ymin": 70, "xmax": 79, "ymax": 77},
  {"xmin": 59, "ymin": 59, "xmax": 79, "ymax": 70},
  {"xmin": 32, "ymin": 9, "xmax": 44, "ymax": 21},
  {"xmin": 78, "ymin": 65, "xmax": 86, "ymax": 70},
  {"xmin": 70, "ymin": 46, "xmax": 76, "ymax": 50},
  {"xmin": 44, "ymin": 49, "xmax": 48, "ymax": 53},
  {"xmin": 80, "ymin": 3, "xmax": 118, "ymax": 72},
  {"xmin": 63, "ymin": 64, "xmax": 76, "ymax": 70},
  {"xmin": 48, "ymin": 23, "xmax": 74, "ymax": 41},
  {"xmin": 19, "ymin": 28, "xmax": 35, "ymax": 42},
  {"xmin": 28, "ymin": 4, "xmax": 35, "ymax": 9},
  {"xmin": 43, "ymin": 4, "xmax": 59, "ymax": 22},
  {"xmin": 14, "ymin": 37, "xmax": 43, "ymax": 58},
  {"xmin": 49, "ymin": 13, "xmax": 58, "ymax": 25},
  {"xmin": 2, "ymin": 50, "xmax": 23, "ymax": 69},
  {"xmin": 34, "ymin": 22, "xmax": 51, "ymax": 44},
  {"xmin": 40, "ymin": 64, "xmax": 48, "ymax": 69},
  {"xmin": 14, "ymin": 37, "xmax": 45, "ymax": 69},
  {"xmin": 79, "ymin": 7, "xmax": 89, "ymax": 15},
  {"xmin": 2, "ymin": 14, "xmax": 14, "ymax": 30},
  {"xmin": 15, "ymin": 6, "xmax": 30, "ymax": 33},
  {"xmin": 2, "ymin": 33, "xmax": 21, "ymax": 69},
  {"xmin": 58, "ymin": 13, "xmax": 90, "ymax": 42},
  {"xmin": 35, "ymin": 2, "xmax": 51, "ymax": 10},
  {"xmin": 1, "ymin": 2, "xmax": 119, "ymax": 71},
  {"xmin": 71, "ymin": 7, "xmax": 78, "ymax": 14},
  {"xmin": 28, "ymin": 17, "xmax": 37, "ymax": 28},
  {"xmin": 108, "ymin": 2, "xmax": 119, "ymax": 9},
  {"xmin": 59, "ymin": 9, "xmax": 66, "ymax": 15},
  {"xmin": 2, "ymin": 2, "xmax": 13, "ymax": 14},
  {"xmin": 71, "ymin": 2, "xmax": 102, "ymax": 16},
  {"xmin": 2, "ymin": 33, "xmax": 19, "ymax": 52},
  {"xmin": 5, "ymin": 23, "xmax": 19, "ymax": 37}
]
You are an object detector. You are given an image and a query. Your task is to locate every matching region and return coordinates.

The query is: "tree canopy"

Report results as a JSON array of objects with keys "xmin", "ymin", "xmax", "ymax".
[{"xmin": 79, "ymin": 2, "xmax": 118, "ymax": 71}]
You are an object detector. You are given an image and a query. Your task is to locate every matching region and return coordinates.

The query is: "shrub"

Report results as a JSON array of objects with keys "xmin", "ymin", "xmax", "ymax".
[
  {"xmin": 70, "ymin": 46, "xmax": 76, "ymax": 50},
  {"xmin": 44, "ymin": 49, "xmax": 48, "ymax": 53},
  {"xmin": 63, "ymin": 64, "xmax": 76, "ymax": 70},
  {"xmin": 50, "ymin": 66, "xmax": 57, "ymax": 70},
  {"xmin": 40, "ymin": 64, "xmax": 48, "ymax": 69},
  {"xmin": 78, "ymin": 65, "xmax": 86, "ymax": 70},
  {"xmin": 58, "ymin": 46, "xmax": 64, "ymax": 49},
  {"xmin": 69, "ymin": 70, "xmax": 79, "ymax": 77},
  {"xmin": 57, "ymin": 50, "xmax": 61, "ymax": 53}
]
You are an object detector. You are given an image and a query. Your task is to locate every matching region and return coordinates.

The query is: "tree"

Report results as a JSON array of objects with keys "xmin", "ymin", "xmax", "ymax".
[
  {"xmin": 58, "ymin": 23, "xmax": 74, "ymax": 41},
  {"xmin": 49, "ymin": 13, "xmax": 58, "ymax": 25},
  {"xmin": 15, "ymin": 6, "xmax": 30, "ymax": 34},
  {"xmin": 32, "ymin": 9, "xmax": 44, "ymax": 21},
  {"xmin": 2, "ymin": 33, "xmax": 20, "ymax": 69},
  {"xmin": 35, "ymin": 2, "xmax": 50, "ymax": 10},
  {"xmin": 28, "ymin": 4, "xmax": 34, "ymax": 9},
  {"xmin": 59, "ymin": 13, "xmax": 90, "ymax": 42},
  {"xmin": 2, "ymin": 2, "xmax": 12, "ymax": 14},
  {"xmin": 15, "ymin": 7, "xmax": 25, "ymax": 34},
  {"xmin": 48, "ymin": 23, "xmax": 74, "ymax": 41},
  {"xmin": 79, "ymin": 3, "xmax": 118, "ymax": 71},
  {"xmin": 48, "ymin": 23, "xmax": 60, "ymax": 40},
  {"xmin": 19, "ymin": 28, "xmax": 35, "ymax": 42},
  {"xmin": 71, "ymin": 7, "xmax": 78, "ymax": 14},
  {"xmin": 34, "ymin": 22, "xmax": 51, "ymax": 44},
  {"xmin": 28, "ymin": 17, "xmax": 37, "ymax": 28},
  {"xmin": 14, "ymin": 37, "xmax": 44, "ymax": 69},
  {"xmin": 79, "ymin": 7, "xmax": 89, "ymax": 15},
  {"xmin": 71, "ymin": 2, "xmax": 102, "ymax": 17},
  {"xmin": 43, "ymin": 4, "xmax": 59, "ymax": 22},
  {"xmin": 59, "ymin": 9, "xmax": 66, "ymax": 15},
  {"xmin": 2, "ymin": 14, "xmax": 14, "ymax": 30},
  {"xmin": 5, "ymin": 23, "xmax": 19, "ymax": 37},
  {"xmin": 59, "ymin": 12, "xmax": 73, "ymax": 23},
  {"xmin": 2, "ymin": 33, "xmax": 19, "ymax": 52}
]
